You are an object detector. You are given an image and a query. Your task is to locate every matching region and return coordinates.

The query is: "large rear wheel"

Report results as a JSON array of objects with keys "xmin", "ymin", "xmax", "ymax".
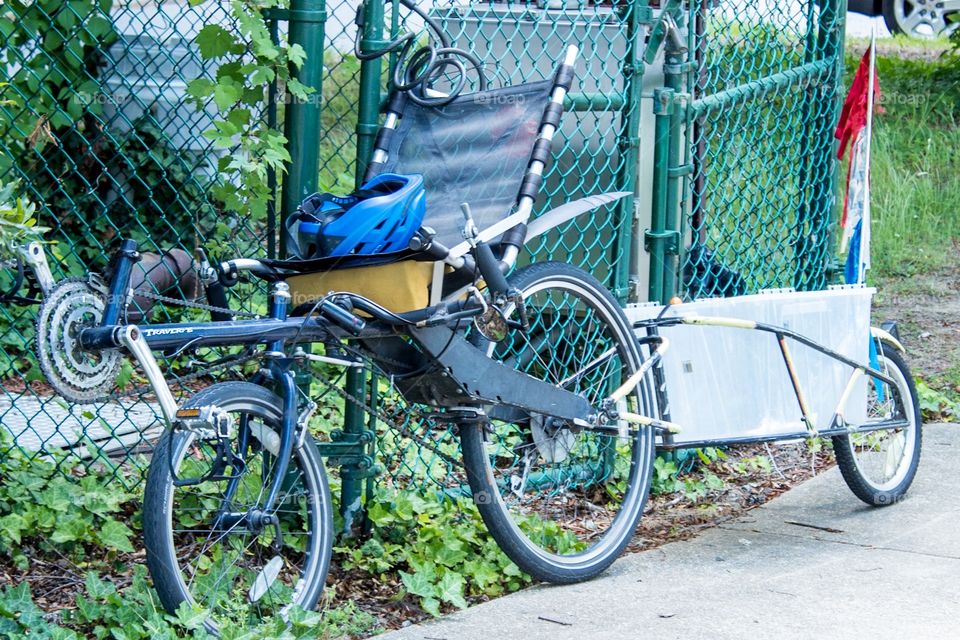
[{"xmin": 460, "ymin": 262, "xmax": 657, "ymax": 584}]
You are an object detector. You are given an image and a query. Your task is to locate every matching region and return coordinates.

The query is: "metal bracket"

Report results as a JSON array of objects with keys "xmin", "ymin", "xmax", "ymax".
[
  {"xmin": 116, "ymin": 325, "xmax": 178, "ymax": 426},
  {"xmin": 317, "ymin": 428, "xmax": 376, "ymax": 470},
  {"xmin": 644, "ymin": 229, "xmax": 681, "ymax": 255}
]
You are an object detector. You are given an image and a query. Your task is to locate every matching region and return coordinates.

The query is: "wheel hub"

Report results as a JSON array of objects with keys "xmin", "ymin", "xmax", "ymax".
[{"xmin": 531, "ymin": 414, "xmax": 576, "ymax": 463}]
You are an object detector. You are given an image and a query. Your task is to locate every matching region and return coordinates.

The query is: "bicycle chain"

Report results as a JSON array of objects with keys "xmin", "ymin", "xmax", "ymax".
[
  {"xmin": 307, "ymin": 358, "xmax": 465, "ymax": 470},
  {"xmin": 131, "ymin": 288, "xmax": 261, "ymax": 319},
  {"xmin": 103, "ymin": 350, "xmax": 263, "ymax": 403}
]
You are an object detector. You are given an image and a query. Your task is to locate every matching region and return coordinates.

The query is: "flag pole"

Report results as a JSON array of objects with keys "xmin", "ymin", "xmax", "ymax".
[{"xmin": 860, "ymin": 27, "xmax": 877, "ymax": 283}]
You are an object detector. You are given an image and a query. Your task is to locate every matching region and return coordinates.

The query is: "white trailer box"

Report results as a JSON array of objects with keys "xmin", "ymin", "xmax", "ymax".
[{"xmin": 625, "ymin": 286, "xmax": 873, "ymax": 445}]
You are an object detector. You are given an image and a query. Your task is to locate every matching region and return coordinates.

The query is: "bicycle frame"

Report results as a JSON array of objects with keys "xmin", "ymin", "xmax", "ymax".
[{"xmin": 75, "ymin": 237, "xmax": 657, "ymax": 514}]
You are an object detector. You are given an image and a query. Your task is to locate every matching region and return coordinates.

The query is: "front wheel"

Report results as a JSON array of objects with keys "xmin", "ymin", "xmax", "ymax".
[
  {"xmin": 143, "ymin": 382, "xmax": 333, "ymax": 633},
  {"xmin": 833, "ymin": 341, "xmax": 922, "ymax": 506},
  {"xmin": 460, "ymin": 262, "xmax": 657, "ymax": 584}
]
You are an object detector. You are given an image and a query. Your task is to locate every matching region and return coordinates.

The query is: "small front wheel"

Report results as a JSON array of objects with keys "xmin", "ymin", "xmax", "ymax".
[
  {"xmin": 833, "ymin": 341, "xmax": 922, "ymax": 506},
  {"xmin": 143, "ymin": 382, "xmax": 333, "ymax": 633},
  {"xmin": 460, "ymin": 262, "xmax": 657, "ymax": 584}
]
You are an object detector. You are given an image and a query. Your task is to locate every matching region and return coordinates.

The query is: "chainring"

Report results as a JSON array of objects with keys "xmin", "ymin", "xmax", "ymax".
[{"xmin": 36, "ymin": 277, "xmax": 122, "ymax": 404}]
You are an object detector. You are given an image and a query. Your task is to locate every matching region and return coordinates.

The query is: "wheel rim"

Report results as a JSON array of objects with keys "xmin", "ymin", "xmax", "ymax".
[
  {"xmin": 161, "ymin": 409, "xmax": 322, "ymax": 629},
  {"xmin": 478, "ymin": 275, "xmax": 654, "ymax": 564},
  {"xmin": 894, "ymin": 0, "xmax": 960, "ymax": 38},
  {"xmin": 846, "ymin": 351, "xmax": 918, "ymax": 492}
]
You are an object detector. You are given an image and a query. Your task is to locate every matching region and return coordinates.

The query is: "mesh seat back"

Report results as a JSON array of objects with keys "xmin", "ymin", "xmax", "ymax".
[{"xmin": 379, "ymin": 80, "xmax": 553, "ymax": 248}]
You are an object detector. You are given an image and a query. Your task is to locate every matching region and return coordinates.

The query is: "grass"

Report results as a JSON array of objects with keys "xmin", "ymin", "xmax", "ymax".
[{"xmin": 852, "ymin": 52, "xmax": 960, "ymax": 279}]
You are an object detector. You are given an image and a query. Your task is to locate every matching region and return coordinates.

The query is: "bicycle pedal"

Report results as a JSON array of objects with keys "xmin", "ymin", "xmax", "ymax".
[{"xmin": 174, "ymin": 405, "xmax": 235, "ymax": 440}]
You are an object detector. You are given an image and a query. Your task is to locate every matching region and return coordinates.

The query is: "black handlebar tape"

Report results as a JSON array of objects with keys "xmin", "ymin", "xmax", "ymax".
[
  {"xmin": 321, "ymin": 300, "xmax": 366, "ymax": 335},
  {"xmin": 541, "ymin": 101, "xmax": 564, "ymax": 130},
  {"xmin": 387, "ymin": 89, "xmax": 408, "ymax": 114},
  {"xmin": 205, "ymin": 281, "xmax": 234, "ymax": 321},
  {"xmin": 554, "ymin": 63, "xmax": 575, "ymax": 93},
  {"xmin": 475, "ymin": 240, "xmax": 510, "ymax": 295},
  {"xmin": 529, "ymin": 137, "xmax": 553, "ymax": 165},
  {"xmin": 518, "ymin": 172, "xmax": 542, "ymax": 201},
  {"xmin": 372, "ymin": 126, "xmax": 395, "ymax": 158}
]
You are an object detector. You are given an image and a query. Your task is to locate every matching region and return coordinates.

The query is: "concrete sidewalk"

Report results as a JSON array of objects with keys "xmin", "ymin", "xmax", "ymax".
[{"xmin": 380, "ymin": 424, "xmax": 959, "ymax": 640}]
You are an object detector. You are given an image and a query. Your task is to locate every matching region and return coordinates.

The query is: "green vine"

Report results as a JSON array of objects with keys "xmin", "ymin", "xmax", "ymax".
[
  {"xmin": 187, "ymin": 0, "xmax": 314, "ymax": 221},
  {"xmin": 0, "ymin": 180, "xmax": 45, "ymax": 257}
]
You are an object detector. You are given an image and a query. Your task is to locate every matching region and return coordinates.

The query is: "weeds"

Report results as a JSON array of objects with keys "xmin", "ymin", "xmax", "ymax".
[{"xmin": 857, "ymin": 53, "xmax": 960, "ymax": 278}]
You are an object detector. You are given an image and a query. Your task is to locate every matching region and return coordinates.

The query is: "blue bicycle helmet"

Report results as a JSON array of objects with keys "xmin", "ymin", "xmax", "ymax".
[{"xmin": 292, "ymin": 173, "xmax": 426, "ymax": 259}]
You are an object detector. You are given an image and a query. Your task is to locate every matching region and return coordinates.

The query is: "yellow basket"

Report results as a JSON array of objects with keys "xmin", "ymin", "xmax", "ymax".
[{"xmin": 286, "ymin": 260, "xmax": 435, "ymax": 314}]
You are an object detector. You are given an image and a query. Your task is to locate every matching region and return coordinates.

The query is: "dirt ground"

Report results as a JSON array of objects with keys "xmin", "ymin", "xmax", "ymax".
[
  {"xmin": 335, "ymin": 441, "xmax": 837, "ymax": 632},
  {"xmin": 872, "ymin": 255, "xmax": 960, "ymax": 387}
]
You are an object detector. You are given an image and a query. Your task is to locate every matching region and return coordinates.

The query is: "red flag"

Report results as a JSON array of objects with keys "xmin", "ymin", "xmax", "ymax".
[{"xmin": 835, "ymin": 49, "xmax": 882, "ymax": 228}]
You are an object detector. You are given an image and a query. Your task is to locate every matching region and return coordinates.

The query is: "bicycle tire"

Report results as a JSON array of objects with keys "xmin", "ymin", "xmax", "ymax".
[
  {"xmin": 460, "ymin": 262, "xmax": 657, "ymax": 583},
  {"xmin": 143, "ymin": 382, "xmax": 333, "ymax": 632}
]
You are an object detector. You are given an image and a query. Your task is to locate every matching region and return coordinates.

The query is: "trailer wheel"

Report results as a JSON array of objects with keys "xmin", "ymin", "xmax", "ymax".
[{"xmin": 833, "ymin": 342, "xmax": 922, "ymax": 506}]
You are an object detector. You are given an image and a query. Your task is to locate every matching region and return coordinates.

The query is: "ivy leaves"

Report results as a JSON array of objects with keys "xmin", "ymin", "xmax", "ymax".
[
  {"xmin": 338, "ymin": 489, "xmax": 532, "ymax": 617},
  {"xmin": 0, "ymin": 0, "xmax": 118, "ymax": 140},
  {"xmin": 187, "ymin": 0, "xmax": 316, "ymax": 221},
  {"xmin": 195, "ymin": 24, "xmax": 244, "ymax": 60},
  {"xmin": 0, "ymin": 181, "xmax": 47, "ymax": 256},
  {"xmin": 0, "ymin": 445, "xmax": 138, "ymax": 569}
]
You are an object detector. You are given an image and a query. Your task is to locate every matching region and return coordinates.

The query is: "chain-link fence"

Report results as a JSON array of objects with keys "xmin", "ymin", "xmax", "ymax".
[
  {"xmin": 681, "ymin": 0, "xmax": 843, "ymax": 299},
  {"xmin": 0, "ymin": 0, "xmax": 845, "ymax": 493},
  {"xmin": 0, "ymin": 1, "xmax": 277, "ymax": 487}
]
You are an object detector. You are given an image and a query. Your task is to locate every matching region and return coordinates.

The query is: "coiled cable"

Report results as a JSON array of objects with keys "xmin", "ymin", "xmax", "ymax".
[{"xmin": 354, "ymin": 0, "xmax": 487, "ymax": 106}]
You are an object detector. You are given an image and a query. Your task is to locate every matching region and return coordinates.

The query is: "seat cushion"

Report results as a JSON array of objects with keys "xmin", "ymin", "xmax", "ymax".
[{"xmin": 286, "ymin": 259, "xmax": 435, "ymax": 314}]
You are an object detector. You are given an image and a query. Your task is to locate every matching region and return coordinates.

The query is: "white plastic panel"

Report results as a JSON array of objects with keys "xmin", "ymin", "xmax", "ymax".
[{"xmin": 625, "ymin": 286, "xmax": 873, "ymax": 445}]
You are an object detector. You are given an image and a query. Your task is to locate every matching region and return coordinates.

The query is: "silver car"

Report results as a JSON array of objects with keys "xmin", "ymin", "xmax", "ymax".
[{"xmin": 849, "ymin": 0, "xmax": 959, "ymax": 38}]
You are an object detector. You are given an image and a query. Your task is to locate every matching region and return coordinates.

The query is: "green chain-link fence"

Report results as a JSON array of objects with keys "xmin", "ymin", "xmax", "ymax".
[
  {"xmin": 679, "ymin": 0, "xmax": 843, "ymax": 301},
  {"xmin": 0, "ymin": 1, "xmax": 277, "ymax": 487},
  {"xmin": 0, "ymin": 0, "xmax": 845, "ymax": 494}
]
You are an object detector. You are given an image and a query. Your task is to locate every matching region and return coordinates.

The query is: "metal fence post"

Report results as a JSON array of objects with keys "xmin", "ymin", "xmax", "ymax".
[
  {"xmin": 661, "ymin": 33, "xmax": 688, "ymax": 302},
  {"xmin": 794, "ymin": 0, "xmax": 844, "ymax": 290},
  {"xmin": 614, "ymin": 1, "xmax": 644, "ymax": 302},
  {"xmin": 647, "ymin": 87, "xmax": 675, "ymax": 304},
  {"xmin": 339, "ymin": 0, "xmax": 388, "ymax": 534},
  {"xmin": 280, "ymin": 0, "xmax": 327, "ymax": 252}
]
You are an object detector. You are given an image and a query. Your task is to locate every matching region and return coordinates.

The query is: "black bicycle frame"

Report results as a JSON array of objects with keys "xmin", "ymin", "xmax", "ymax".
[{"xmin": 77, "ymin": 242, "xmax": 605, "ymax": 516}]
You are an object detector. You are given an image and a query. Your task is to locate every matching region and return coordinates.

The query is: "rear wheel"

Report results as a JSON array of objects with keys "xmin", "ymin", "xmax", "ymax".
[
  {"xmin": 143, "ymin": 382, "xmax": 333, "ymax": 633},
  {"xmin": 460, "ymin": 262, "xmax": 657, "ymax": 584},
  {"xmin": 833, "ymin": 341, "xmax": 922, "ymax": 506}
]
